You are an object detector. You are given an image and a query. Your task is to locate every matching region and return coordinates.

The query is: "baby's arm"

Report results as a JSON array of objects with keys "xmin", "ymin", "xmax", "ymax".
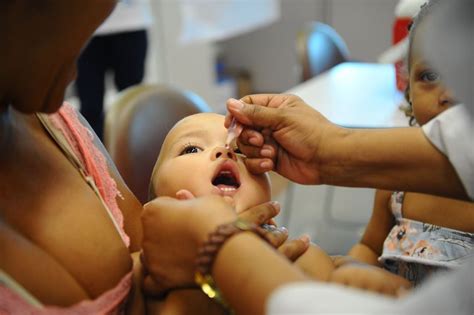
[
  {"xmin": 329, "ymin": 262, "xmax": 411, "ymax": 296},
  {"xmin": 268, "ymin": 190, "xmax": 395, "ymax": 283}
]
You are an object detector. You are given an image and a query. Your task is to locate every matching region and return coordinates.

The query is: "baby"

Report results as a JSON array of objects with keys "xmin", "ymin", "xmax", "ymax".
[
  {"xmin": 149, "ymin": 112, "xmax": 336, "ymax": 285},
  {"xmin": 149, "ymin": 112, "xmax": 271, "ymax": 213}
]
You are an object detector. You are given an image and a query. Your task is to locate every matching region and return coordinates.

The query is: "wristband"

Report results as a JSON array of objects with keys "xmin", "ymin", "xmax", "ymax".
[{"xmin": 194, "ymin": 218, "xmax": 270, "ymax": 310}]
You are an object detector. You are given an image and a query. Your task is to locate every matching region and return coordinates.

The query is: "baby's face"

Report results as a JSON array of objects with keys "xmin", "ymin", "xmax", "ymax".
[{"xmin": 152, "ymin": 113, "xmax": 271, "ymax": 213}]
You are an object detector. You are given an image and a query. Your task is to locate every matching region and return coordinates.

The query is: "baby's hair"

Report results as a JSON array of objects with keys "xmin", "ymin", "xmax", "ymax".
[{"xmin": 404, "ymin": 0, "xmax": 441, "ymax": 125}]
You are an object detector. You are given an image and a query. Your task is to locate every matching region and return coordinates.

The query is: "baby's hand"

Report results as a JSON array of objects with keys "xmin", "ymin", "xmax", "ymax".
[
  {"xmin": 329, "ymin": 262, "xmax": 412, "ymax": 297},
  {"xmin": 293, "ymin": 243, "xmax": 335, "ymax": 281}
]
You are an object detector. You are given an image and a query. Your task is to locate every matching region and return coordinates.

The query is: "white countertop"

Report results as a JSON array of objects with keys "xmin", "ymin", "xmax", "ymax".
[{"xmin": 286, "ymin": 62, "xmax": 409, "ymax": 128}]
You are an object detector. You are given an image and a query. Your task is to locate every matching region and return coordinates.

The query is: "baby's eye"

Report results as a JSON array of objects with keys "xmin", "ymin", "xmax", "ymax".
[
  {"xmin": 180, "ymin": 145, "xmax": 202, "ymax": 155},
  {"xmin": 420, "ymin": 70, "xmax": 440, "ymax": 83}
]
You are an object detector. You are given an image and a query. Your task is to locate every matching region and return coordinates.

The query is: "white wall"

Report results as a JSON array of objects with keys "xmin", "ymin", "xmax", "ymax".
[
  {"xmin": 219, "ymin": 0, "xmax": 326, "ymax": 93},
  {"xmin": 219, "ymin": 0, "xmax": 399, "ymax": 93},
  {"xmin": 330, "ymin": 0, "xmax": 399, "ymax": 62},
  {"xmin": 148, "ymin": 0, "xmax": 219, "ymax": 109}
]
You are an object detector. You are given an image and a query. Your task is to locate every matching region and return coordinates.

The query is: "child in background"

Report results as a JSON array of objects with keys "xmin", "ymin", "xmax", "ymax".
[{"xmin": 336, "ymin": 0, "xmax": 474, "ymax": 287}]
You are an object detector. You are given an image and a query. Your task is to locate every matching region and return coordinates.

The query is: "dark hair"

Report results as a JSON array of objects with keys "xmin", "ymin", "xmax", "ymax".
[{"xmin": 404, "ymin": 0, "xmax": 441, "ymax": 126}]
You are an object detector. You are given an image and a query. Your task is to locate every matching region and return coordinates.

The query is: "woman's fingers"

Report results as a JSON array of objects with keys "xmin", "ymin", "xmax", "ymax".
[
  {"xmin": 226, "ymin": 97, "xmax": 285, "ymax": 128},
  {"xmin": 243, "ymin": 157, "xmax": 275, "ymax": 175},
  {"xmin": 261, "ymin": 224, "xmax": 289, "ymax": 248},
  {"xmin": 142, "ymin": 274, "xmax": 166, "ymax": 297},
  {"xmin": 238, "ymin": 201, "xmax": 280, "ymax": 225},
  {"xmin": 239, "ymin": 128, "xmax": 265, "ymax": 147},
  {"xmin": 176, "ymin": 189, "xmax": 195, "ymax": 200}
]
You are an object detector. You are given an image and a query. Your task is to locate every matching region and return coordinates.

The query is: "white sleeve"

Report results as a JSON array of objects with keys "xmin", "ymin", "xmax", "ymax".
[
  {"xmin": 266, "ymin": 282, "xmax": 397, "ymax": 314},
  {"xmin": 266, "ymin": 258, "xmax": 474, "ymax": 315},
  {"xmin": 422, "ymin": 104, "xmax": 474, "ymax": 200}
]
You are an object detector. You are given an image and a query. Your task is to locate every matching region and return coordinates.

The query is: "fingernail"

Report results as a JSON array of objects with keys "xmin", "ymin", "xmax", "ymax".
[
  {"xmin": 270, "ymin": 201, "xmax": 280, "ymax": 214},
  {"xmin": 260, "ymin": 148, "xmax": 272, "ymax": 157},
  {"xmin": 299, "ymin": 234, "xmax": 311, "ymax": 244},
  {"xmin": 260, "ymin": 160, "xmax": 272, "ymax": 170},
  {"xmin": 249, "ymin": 136, "xmax": 260, "ymax": 146},
  {"xmin": 279, "ymin": 226, "xmax": 288, "ymax": 234},
  {"xmin": 228, "ymin": 98, "xmax": 244, "ymax": 111}
]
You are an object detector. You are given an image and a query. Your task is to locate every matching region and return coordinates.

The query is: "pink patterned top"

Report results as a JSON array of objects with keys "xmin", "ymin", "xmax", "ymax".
[{"xmin": 0, "ymin": 103, "xmax": 132, "ymax": 315}]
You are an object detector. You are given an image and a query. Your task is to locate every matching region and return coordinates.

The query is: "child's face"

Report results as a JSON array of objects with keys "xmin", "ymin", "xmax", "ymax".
[
  {"xmin": 408, "ymin": 41, "xmax": 456, "ymax": 125},
  {"xmin": 152, "ymin": 113, "xmax": 271, "ymax": 213}
]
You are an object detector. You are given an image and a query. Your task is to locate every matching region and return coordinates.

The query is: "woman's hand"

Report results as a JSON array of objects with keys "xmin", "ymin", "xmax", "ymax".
[
  {"xmin": 225, "ymin": 94, "xmax": 341, "ymax": 185},
  {"xmin": 329, "ymin": 262, "xmax": 412, "ymax": 297},
  {"xmin": 146, "ymin": 289, "xmax": 227, "ymax": 315},
  {"xmin": 141, "ymin": 194, "xmax": 285, "ymax": 296}
]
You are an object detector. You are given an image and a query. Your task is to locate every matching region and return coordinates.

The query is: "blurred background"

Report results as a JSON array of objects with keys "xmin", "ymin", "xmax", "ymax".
[{"xmin": 69, "ymin": 0, "xmax": 420, "ymax": 255}]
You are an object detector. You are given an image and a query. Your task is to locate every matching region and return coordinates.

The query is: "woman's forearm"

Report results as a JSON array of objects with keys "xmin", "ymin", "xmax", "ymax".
[
  {"xmin": 320, "ymin": 127, "xmax": 468, "ymax": 200},
  {"xmin": 213, "ymin": 232, "xmax": 308, "ymax": 315}
]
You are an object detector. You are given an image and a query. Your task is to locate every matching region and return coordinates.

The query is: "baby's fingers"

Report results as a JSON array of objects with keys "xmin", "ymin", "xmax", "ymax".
[{"xmin": 278, "ymin": 235, "xmax": 311, "ymax": 262}]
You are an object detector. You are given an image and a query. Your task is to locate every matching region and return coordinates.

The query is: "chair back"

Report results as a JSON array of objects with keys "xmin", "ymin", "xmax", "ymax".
[
  {"xmin": 105, "ymin": 84, "xmax": 211, "ymax": 203},
  {"xmin": 297, "ymin": 22, "xmax": 350, "ymax": 81}
]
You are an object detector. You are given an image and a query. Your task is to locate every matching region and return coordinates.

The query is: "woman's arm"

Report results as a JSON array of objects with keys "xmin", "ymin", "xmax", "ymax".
[
  {"xmin": 226, "ymin": 95, "xmax": 468, "ymax": 200},
  {"xmin": 320, "ymin": 127, "xmax": 466, "ymax": 200},
  {"xmin": 213, "ymin": 233, "xmax": 308, "ymax": 315},
  {"xmin": 141, "ymin": 196, "xmax": 311, "ymax": 315}
]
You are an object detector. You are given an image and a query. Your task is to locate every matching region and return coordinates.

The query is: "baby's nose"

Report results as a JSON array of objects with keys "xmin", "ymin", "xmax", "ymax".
[
  {"xmin": 211, "ymin": 146, "xmax": 237, "ymax": 161},
  {"xmin": 439, "ymin": 89, "xmax": 456, "ymax": 107}
]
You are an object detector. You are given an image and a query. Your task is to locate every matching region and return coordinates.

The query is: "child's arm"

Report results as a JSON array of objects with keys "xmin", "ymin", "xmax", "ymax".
[
  {"xmin": 346, "ymin": 189, "xmax": 395, "ymax": 266},
  {"xmin": 327, "ymin": 190, "xmax": 411, "ymax": 297}
]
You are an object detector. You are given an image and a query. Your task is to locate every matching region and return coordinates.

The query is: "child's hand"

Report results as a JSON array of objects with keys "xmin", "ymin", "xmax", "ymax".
[
  {"xmin": 276, "ymin": 234, "xmax": 311, "ymax": 262},
  {"xmin": 293, "ymin": 243, "xmax": 335, "ymax": 281},
  {"xmin": 329, "ymin": 262, "xmax": 412, "ymax": 297}
]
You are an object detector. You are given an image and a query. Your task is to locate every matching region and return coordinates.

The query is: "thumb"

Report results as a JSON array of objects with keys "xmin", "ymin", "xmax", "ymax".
[
  {"xmin": 226, "ymin": 98, "xmax": 282, "ymax": 130},
  {"xmin": 176, "ymin": 189, "xmax": 195, "ymax": 200}
]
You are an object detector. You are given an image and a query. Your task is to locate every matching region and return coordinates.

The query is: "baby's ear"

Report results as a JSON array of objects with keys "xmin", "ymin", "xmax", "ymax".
[{"xmin": 176, "ymin": 189, "xmax": 195, "ymax": 200}]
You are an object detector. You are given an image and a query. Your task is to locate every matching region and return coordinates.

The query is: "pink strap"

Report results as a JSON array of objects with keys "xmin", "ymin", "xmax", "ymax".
[{"xmin": 48, "ymin": 104, "xmax": 129, "ymax": 247}]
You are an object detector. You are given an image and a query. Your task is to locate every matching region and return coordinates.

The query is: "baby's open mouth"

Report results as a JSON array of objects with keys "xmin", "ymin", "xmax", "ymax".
[{"xmin": 212, "ymin": 161, "xmax": 241, "ymax": 193}]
